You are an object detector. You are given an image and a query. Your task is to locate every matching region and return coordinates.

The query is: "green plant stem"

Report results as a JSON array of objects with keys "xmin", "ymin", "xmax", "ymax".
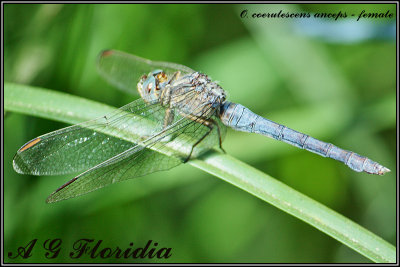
[{"xmin": 4, "ymin": 83, "xmax": 396, "ymax": 263}]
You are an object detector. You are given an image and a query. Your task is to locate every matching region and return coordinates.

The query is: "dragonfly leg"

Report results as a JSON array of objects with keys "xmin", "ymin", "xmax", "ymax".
[
  {"xmin": 163, "ymin": 108, "xmax": 175, "ymax": 129},
  {"xmin": 155, "ymin": 108, "xmax": 176, "ymax": 143},
  {"xmin": 184, "ymin": 124, "xmax": 213, "ymax": 163},
  {"xmin": 208, "ymin": 118, "xmax": 225, "ymax": 153},
  {"xmin": 183, "ymin": 119, "xmax": 215, "ymax": 163}
]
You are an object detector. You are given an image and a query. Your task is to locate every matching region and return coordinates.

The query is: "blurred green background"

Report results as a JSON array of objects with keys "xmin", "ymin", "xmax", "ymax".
[{"xmin": 4, "ymin": 3, "xmax": 396, "ymax": 263}]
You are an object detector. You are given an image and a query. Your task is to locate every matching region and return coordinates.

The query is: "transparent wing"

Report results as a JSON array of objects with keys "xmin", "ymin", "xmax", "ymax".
[
  {"xmin": 97, "ymin": 49, "xmax": 195, "ymax": 95},
  {"xmin": 45, "ymin": 92, "xmax": 226, "ymax": 203},
  {"xmin": 13, "ymin": 98, "xmax": 167, "ymax": 176},
  {"xmin": 46, "ymin": 145, "xmax": 182, "ymax": 203}
]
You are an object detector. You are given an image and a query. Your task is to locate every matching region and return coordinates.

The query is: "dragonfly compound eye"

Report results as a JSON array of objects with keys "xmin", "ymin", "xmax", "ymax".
[
  {"xmin": 156, "ymin": 72, "xmax": 167, "ymax": 83},
  {"xmin": 137, "ymin": 73, "xmax": 162, "ymax": 104},
  {"xmin": 137, "ymin": 75, "xmax": 148, "ymax": 95}
]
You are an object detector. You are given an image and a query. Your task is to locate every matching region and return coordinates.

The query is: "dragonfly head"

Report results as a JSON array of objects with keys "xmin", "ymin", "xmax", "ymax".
[{"xmin": 137, "ymin": 69, "xmax": 168, "ymax": 103}]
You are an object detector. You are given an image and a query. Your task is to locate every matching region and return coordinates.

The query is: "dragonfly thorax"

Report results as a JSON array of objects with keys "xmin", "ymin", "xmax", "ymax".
[
  {"xmin": 138, "ymin": 70, "xmax": 226, "ymax": 118},
  {"xmin": 169, "ymin": 72, "xmax": 226, "ymax": 118}
]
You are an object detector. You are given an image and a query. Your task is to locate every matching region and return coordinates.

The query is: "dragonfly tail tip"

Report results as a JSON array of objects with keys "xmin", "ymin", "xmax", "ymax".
[{"xmin": 379, "ymin": 166, "xmax": 391, "ymax": 175}]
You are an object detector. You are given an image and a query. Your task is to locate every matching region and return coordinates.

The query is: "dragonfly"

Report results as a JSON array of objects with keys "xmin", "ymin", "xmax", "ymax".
[{"xmin": 13, "ymin": 49, "xmax": 390, "ymax": 203}]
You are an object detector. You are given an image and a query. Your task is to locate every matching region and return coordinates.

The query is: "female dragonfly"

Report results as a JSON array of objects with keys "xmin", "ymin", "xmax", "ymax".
[{"xmin": 13, "ymin": 50, "xmax": 390, "ymax": 203}]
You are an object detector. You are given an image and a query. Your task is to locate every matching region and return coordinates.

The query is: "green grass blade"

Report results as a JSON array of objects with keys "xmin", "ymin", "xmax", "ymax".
[{"xmin": 4, "ymin": 82, "xmax": 395, "ymax": 263}]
